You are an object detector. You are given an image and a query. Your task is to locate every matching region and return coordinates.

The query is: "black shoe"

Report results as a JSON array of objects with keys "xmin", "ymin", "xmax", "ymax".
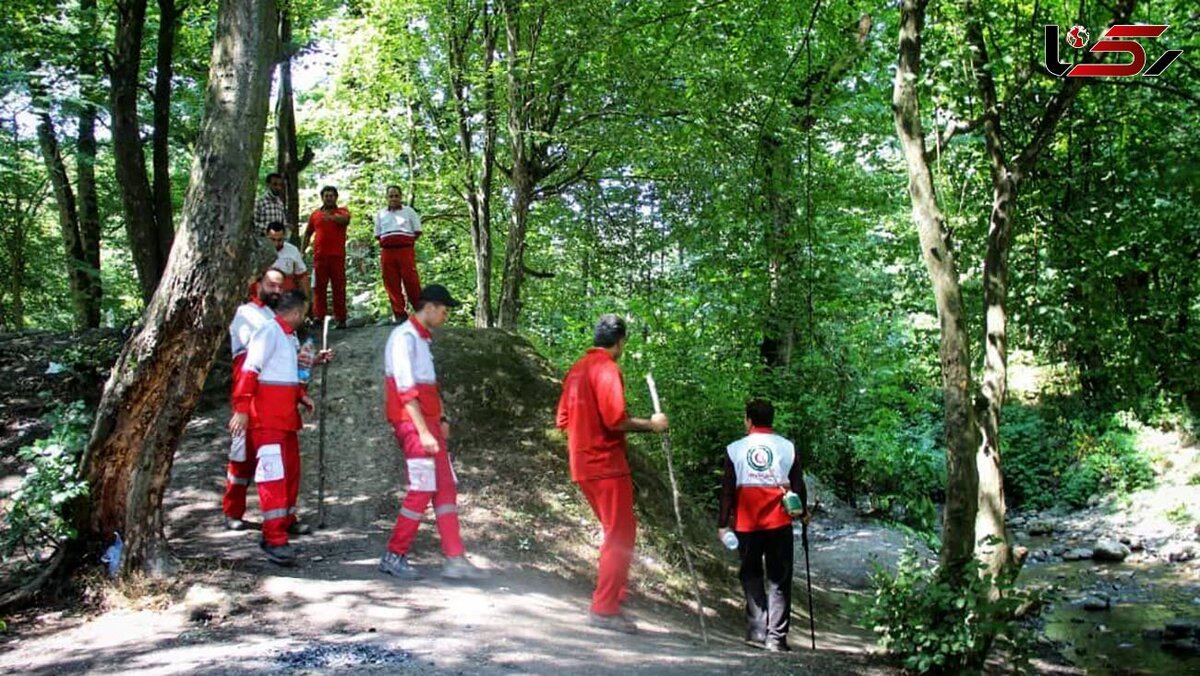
[
  {"xmin": 260, "ymin": 540, "xmax": 297, "ymax": 566},
  {"xmin": 335, "ymin": 320, "xmax": 348, "ymax": 329},
  {"xmin": 288, "ymin": 521, "xmax": 313, "ymax": 536},
  {"xmin": 224, "ymin": 517, "xmax": 247, "ymax": 531},
  {"xmin": 765, "ymin": 639, "xmax": 792, "ymax": 653}
]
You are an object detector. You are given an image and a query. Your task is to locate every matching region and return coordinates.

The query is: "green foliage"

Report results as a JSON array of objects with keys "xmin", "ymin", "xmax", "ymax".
[
  {"xmin": 1166, "ymin": 504, "xmax": 1192, "ymax": 526},
  {"xmin": 1060, "ymin": 414, "xmax": 1155, "ymax": 508},
  {"xmin": 851, "ymin": 407, "xmax": 944, "ymax": 531},
  {"xmin": 856, "ymin": 548, "xmax": 1038, "ymax": 674},
  {"xmin": 1, "ymin": 401, "xmax": 91, "ymax": 560},
  {"xmin": 1003, "ymin": 405, "xmax": 1156, "ymax": 510}
]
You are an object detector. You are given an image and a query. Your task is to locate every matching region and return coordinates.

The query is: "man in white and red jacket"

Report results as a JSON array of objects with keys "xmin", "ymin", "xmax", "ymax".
[
  {"xmin": 718, "ymin": 399, "xmax": 811, "ymax": 652},
  {"xmin": 374, "ymin": 186, "xmax": 422, "ymax": 323},
  {"xmin": 377, "ymin": 284, "xmax": 488, "ymax": 581},
  {"xmin": 228, "ymin": 290, "xmax": 316, "ymax": 566},
  {"xmin": 223, "ymin": 268, "xmax": 285, "ymax": 530}
]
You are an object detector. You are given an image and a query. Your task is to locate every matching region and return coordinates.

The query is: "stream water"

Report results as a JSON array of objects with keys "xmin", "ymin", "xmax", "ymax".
[{"xmin": 1021, "ymin": 555, "xmax": 1200, "ymax": 674}]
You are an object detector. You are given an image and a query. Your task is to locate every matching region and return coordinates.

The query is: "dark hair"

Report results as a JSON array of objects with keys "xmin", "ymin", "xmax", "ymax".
[
  {"xmin": 386, "ymin": 185, "xmax": 403, "ymax": 197},
  {"xmin": 593, "ymin": 314, "xmax": 627, "ymax": 348},
  {"xmin": 745, "ymin": 399, "xmax": 774, "ymax": 428},
  {"xmin": 266, "ymin": 221, "xmax": 286, "ymax": 233},
  {"xmin": 266, "ymin": 172, "xmax": 283, "ymax": 184},
  {"xmin": 321, "ymin": 185, "xmax": 338, "ymax": 198},
  {"xmin": 276, "ymin": 289, "xmax": 308, "ymax": 314},
  {"xmin": 262, "ymin": 267, "xmax": 286, "ymax": 281}
]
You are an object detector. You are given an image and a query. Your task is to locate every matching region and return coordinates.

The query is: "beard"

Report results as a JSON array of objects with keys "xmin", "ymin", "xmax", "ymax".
[{"xmin": 260, "ymin": 290, "xmax": 282, "ymax": 309}]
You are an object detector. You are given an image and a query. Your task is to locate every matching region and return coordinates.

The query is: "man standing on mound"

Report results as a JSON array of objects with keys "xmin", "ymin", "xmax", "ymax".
[
  {"xmin": 379, "ymin": 284, "xmax": 489, "ymax": 581},
  {"xmin": 557, "ymin": 314, "xmax": 668, "ymax": 634}
]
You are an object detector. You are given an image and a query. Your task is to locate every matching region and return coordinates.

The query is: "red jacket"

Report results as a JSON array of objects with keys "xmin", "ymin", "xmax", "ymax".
[
  {"xmin": 557, "ymin": 348, "xmax": 630, "ymax": 482},
  {"xmin": 306, "ymin": 206, "xmax": 351, "ymax": 257}
]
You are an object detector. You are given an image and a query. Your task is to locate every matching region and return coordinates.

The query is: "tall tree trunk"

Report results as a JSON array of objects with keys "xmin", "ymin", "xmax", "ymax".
[
  {"xmin": 152, "ymin": 0, "xmax": 180, "ymax": 264},
  {"xmin": 77, "ymin": 0, "xmax": 103, "ymax": 328},
  {"xmin": 893, "ymin": 0, "xmax": 979, "ymax": 576},
  {"xmin": 497, "ymin": 0, "xmax": 576, "ymax": 330},
  {"xmin": 476, "ymin": 9, "xmax": 498, "ymax": 328},
  {"xmin": 448, "ymin": 0, "xmax": 496, "ymax": 328},
  {"xmin": 274, "ymin": 7, "xmax": 311, "ymax": 243},
  {"xmin": 962, "ymin": 0, "xmax": 1134, "ymax": 578},
  {"xmin": 78, "ymin": 0, "xmax": 279, "ymax": 576},
  {"xmin": 758, "ymin": 133, "xmax": 795, "ymax": 368},
  {"xmin": 963, "ymin": 5, "xmax": 1015, "ymax": 579},
  {"xmin": 498, "ymin": 168, "xmax": 532, "ymax": 329},
  {"xmin": 110, "ymin": 0, "xmax": 167, "ymax": 303},
  {"xmin": 33, "ymin": 107, "xmax": 93, "ymax": 331}
]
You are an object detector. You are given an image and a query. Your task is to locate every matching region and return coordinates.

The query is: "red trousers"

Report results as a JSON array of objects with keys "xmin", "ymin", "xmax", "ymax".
[
  {"xmin": 578, "ymin": 474, "xmax": 636, "ymax": 615},
  {"xmin": 312, "ymin": 254, "xmax": 347, "ymax": 322},
  {"xmin": 223, "ymin": 430, "xmax": 255, "ymax": 519},
  {"xmin": 381, "ymin": 247, "xmax": 420, "ymax": 319},
  {"xmin": 386, "ymin": 420, "xmax": 465, "ymax": 557},
  {"xmin": 224, "ymin": 429, "xmax": 301, "ymax": 546}
]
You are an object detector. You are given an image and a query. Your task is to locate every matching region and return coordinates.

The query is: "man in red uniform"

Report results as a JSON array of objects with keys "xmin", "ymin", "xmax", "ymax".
[
  {"xmin": 373, "ymin": 186, "xmax": 422, "ymax": 322},
  {"xmin": 378, "ymin": 284, "xmax": 489, "ymax": 581},
  {"xmin": 556, "ymin": 314, "xmax": 668, "ymax": 634},
  {"xmin": 223, "ymin": 268, "xmax": 285, "ymax": 530},
  {"xmin": 718, "ymin": 399, "xmax": 810, "ymax": 652},
  {"xmin": 302, "ymin": 185, "xmax": 351, "ymax": 328},
  {"xmin": 228, "ymin": 290, "xmax": 316, "ymax": 565}
]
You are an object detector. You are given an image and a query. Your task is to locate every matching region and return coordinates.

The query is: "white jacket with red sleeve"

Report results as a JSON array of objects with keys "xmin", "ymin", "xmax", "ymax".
[
  {"xmin": 233, "ymin": 315, "xmax": 304, "ymax": 431},
  {"xmin": 384, "ymin": 317, "xmax": 443, "ymax": 424},
  {"xmin": 374, "ymin": 206, "xmax": 422, "ymax": 249},
  {"xmin": 229, "ymin": 299, "xmax": 274, "ymax": 390}
]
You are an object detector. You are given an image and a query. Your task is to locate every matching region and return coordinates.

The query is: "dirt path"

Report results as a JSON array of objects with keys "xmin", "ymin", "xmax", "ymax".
[{"xmin": 0, "ymin": 326, "xmax": 892, "ymax": 675}]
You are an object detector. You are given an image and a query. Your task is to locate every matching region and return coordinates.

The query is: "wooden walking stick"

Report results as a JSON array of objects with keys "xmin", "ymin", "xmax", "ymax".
[
  {"xmin": 645, "ymin": 373, "xmax": 709, "ymax": 646},
  {"xmin": 317, "ymin": 315, "xmax": 331, "ymax": 528}
]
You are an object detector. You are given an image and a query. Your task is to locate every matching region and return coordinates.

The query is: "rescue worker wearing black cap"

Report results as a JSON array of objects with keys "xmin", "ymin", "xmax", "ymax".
[{"xmin": 378, "ymin": 284, "xmax": 489, "ymax": 580}]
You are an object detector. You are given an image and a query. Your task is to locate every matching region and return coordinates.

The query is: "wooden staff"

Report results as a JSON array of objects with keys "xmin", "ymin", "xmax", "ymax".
[
  {"xmin": 645, "ymin": 373, "xmax": 708, "ymax": 645},
  {"xmin": 317, "ymin": 315, "xmax": 330, "ymax": 528}
]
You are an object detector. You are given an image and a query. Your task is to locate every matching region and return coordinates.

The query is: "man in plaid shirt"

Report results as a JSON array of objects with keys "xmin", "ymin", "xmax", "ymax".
[{"xmin": 255, "ymin": 173, "xmax": 289, "ymax": 233}]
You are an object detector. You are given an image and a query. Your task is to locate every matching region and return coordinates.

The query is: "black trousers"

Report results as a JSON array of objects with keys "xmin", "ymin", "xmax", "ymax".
[{"xmin": 736, "ymin": 524, "xmax": 794, "ymax": 643}]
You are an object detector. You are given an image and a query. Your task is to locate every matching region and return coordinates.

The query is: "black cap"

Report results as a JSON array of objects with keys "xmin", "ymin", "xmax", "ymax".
[{"xmin": 419, "ymin": 284, "xmax": 461, "ymax": 307}]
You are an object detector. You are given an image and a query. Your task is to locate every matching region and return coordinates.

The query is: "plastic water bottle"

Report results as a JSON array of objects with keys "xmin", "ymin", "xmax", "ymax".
[
  {"xmin": 297, "ymin": 336, "xmax": 314, "ymax": 384},
  {"xmin": 100, "ymin": 532, "xmax": 123, "ymax": 577},
  {"xmin": 721, "ymin": 530, "xmax": 739, "ymax": 550}
]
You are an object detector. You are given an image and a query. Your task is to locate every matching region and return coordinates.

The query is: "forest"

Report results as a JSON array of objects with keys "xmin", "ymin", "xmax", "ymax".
[{"xmin": 0, "ymin": 0, "xmax": 1198, "ymax": 673}]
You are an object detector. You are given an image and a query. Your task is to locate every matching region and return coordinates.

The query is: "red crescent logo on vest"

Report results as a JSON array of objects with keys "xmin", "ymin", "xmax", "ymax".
[{"xmin": 747, "ymin": 446, "xmax": 773, "ymax": 472}]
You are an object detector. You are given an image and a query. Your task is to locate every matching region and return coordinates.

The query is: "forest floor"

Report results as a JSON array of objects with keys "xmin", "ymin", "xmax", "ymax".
[{"xmin": 0, "ymin": 326, "xmax": 913, "ymax": 674}]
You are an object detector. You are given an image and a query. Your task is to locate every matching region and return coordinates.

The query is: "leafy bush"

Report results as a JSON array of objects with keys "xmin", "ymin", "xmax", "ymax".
[
  {"xmin": 1, "ymin": 401, "xmax": 92, "ymax": 560},
  {"xmin": 856, "ymin": 548, "xmax": 1037, "ymax": 674},
  {"xmin": 851, "ymin": 408, "xmax": 944, "ymax": 532},
  {"xmin": 1060, "ymin": 414, "xmax": 1154, "ymax": 508},
  {"xmin": 1003, "ymin": 405, "xmax": 1155, "ymax": 510}
]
